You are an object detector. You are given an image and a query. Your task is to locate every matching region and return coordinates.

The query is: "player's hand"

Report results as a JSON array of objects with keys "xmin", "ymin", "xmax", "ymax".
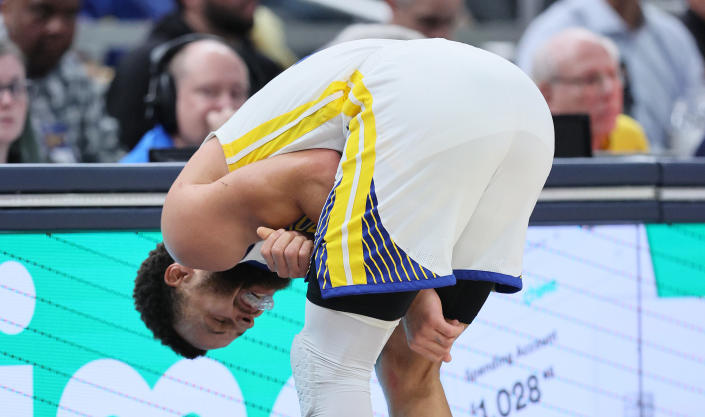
[
  {"xmin": 402, "ymin": 289, "xmax": 466, "ymax": 363},
  {"xmin": 256, "ymin": 226, "xmax": 313, "ymax": 278}
]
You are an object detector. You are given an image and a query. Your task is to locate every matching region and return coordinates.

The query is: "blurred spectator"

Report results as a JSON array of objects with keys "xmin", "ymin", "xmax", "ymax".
[
  {"xmin": 328, "ymin": 0, "xmax": 465, "ymax": 47},
  {"xmin": 515, "ymin": 0, "xmax": 704, "ymax": 153},
  {"xmin": 0, "ymin": 38, "xmax": 41, "ymax": 163},
  {"xmin": 669, "ymin": 83, "xmax": 705, "ymax": 156},
  {"xmin": 696, "ymin": 137, "xmax": 705, "ymax": 156},
  {"xmin": 250, "ymin": 5, "xmax": 297, "ymax": 67},
  {"xmin": 674, "ymin": 1, "xmax": 705, "ymax": 157},
  {"xmin": 326, "ymin": 23, "xmax": 424, "ymax": 47},
  {"xmin": 532, "ymin": 28, "xmax": 649, "ymax": 154},
  {"xmin": 121, "ymin": 36, "xmax": 249, "ymax": 163},
  {"xmin": 465, "ymin": 0, "xmax": 516, "ymax": 23},
  {"xmin": 387, "ymin": 0, "xmax": 465, "ymax": 39},
  {"xmin": 81, "ymin": 0, "xmax": 175, "ymax": 20},
  {"xmin": 107, "ymin": 0, "xmax": 283, "ymax": 152},
  {"xmin": 683, "ymin": 0, "xmax": 705, "ymax": 59},
  {"xmin": 0, "ymin": 0, "xmax": 123, "ymax": 162}
]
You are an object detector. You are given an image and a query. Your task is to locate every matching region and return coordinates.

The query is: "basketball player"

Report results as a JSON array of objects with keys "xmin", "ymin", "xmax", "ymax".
[{"xmin": 160, "ymin": 38, "xmax": 554, "ymax": 416}]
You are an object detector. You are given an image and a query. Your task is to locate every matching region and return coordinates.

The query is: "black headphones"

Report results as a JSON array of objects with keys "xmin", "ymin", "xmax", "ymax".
[{"xmin": 144, "ymin": 33, "xmax": 220, "ymax": 134}]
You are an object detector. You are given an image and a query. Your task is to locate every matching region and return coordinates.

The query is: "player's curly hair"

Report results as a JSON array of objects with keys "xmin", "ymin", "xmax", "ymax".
[{"xmin": 133, "ymin": 243, "xmax": 206, "ymax": 359}]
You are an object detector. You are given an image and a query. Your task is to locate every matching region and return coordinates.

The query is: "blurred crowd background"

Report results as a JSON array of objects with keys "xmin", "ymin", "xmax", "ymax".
[{"xmin": 2, "ymin": 0, "xmax": 705, "ymax": 164}]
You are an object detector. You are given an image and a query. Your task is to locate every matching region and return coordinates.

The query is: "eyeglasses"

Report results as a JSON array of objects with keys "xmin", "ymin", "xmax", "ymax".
[
  {"xmin": 0, "ymin": 80, "xmax": 32, "ymax": 100},
  {"xmin": 551, "ymin": 71, "xmax": 623, "ymax": 89},
  {"xmin": 240, "ymin": 290, "xmax": 274, "ymax": 311}
]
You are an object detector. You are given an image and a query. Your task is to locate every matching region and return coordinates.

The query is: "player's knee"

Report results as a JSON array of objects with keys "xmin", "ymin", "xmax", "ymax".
[{"xmin": 291, "ymin": 331, "xmax": 374, "ymax": 416}]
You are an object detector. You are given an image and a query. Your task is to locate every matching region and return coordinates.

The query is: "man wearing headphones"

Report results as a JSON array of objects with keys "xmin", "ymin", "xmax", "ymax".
[
  {"xmin": 107, "ymin": 0, "xmax": 282, "ymax": 153},
  {"xmin": 121, "ymin": 35, "xmax": 249, "ymax": 163}
]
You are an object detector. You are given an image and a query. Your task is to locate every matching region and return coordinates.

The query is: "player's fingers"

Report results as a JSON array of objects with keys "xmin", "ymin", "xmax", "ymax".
[
  {"xmin": 431, "ymin": 331, "xmax": 455, "ymax": 352},
  {"xmin": 436, "ymin": 319, "xmax": 466, "ymax": 339},
  {"xmin": 430, "ymin": 334, "xmax": 454, "ymax": 362},
  {"xmin": 257, "ymin": 226, "xmax": 276, "ymax": 240},
  {"xmin": 260, "ymin": 228, "xmax": 285, "ymax": 272},
  {"xmin": 410, "ymin": 330, "xmax": 450, "ymax": 360},
  {"xmin": 408, "ymin": 341, "xmax": 445, "ymax": 363},
  {"xmin": 298, "ymin": 239, "xmax": 313, "ymax": 276},
  {"xmin": 260, "ymin": 228, "xmax": 282, "ymax": 259},
  {"xmin": 270, "ymin": 231, "xmax": 296, "ymax": 276},
  {"xmin": 283, "ymin": 235, "xmax": 307, "ymax": 277}
]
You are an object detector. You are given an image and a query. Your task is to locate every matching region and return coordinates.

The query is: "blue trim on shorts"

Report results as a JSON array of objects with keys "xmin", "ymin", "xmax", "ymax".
[
  {"xmin": 454, "ymin": 269, "xmax": 522, "ymax": 293},
  {"xmin": 320, "ymin": 274, "xmax": 457, "ymax": 299}
]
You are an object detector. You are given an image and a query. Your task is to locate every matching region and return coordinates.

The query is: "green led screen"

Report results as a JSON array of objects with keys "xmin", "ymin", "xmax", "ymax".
[{"xmin": 1, "ymin": 225, "xmax": 704, "ymax": 416}]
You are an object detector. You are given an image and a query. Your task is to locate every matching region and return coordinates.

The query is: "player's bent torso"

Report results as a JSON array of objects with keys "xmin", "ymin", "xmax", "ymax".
[{"xmin": 213, "ymin": 39, "xmax": 554, "ymax": 299}]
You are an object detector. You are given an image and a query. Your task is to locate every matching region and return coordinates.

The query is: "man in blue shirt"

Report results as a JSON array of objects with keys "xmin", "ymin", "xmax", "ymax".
[{"xmin": 121, "ymin": 37, "xmax": 249, "ymax": 163}]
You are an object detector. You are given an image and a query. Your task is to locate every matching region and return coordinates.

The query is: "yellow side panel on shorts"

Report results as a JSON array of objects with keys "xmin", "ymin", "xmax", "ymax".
[{"xmin": 325, "ymin": 71, "xmax": 377, "ymax": 288}]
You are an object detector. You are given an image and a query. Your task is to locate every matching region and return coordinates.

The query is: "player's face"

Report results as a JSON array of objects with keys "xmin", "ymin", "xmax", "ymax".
[
  {"xmin": 548, "ymin": 41, "xmax": 622, "ymax": 147},
  {"xmin": 172, "ymin": 269, "xmax": 280, "ymax": 350}
]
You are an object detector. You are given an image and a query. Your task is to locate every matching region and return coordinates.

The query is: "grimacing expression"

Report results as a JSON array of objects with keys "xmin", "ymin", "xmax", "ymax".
[
  {"xmin": 169, "ymin": 265, "xmax": 289, "ymax": 350},
  {"xmin": 547, "ymin": 40, "xmax": 622, "ymax": 147},
  {"xmin": 174, "ymin": 41, "xmax": 249, "ymax": 146},
  {"xmin": 1, "ymin": 0, "xmax": 80, "ymax": 78},
  {"xmin": 0, "ymin": 54, "xmax": 29, "ymax": 146}
]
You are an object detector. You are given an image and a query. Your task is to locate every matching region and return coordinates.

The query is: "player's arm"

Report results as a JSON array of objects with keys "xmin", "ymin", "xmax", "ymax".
[{"xmin": 161, "ymin": 138, "xmax": 339, "ymax": 271}]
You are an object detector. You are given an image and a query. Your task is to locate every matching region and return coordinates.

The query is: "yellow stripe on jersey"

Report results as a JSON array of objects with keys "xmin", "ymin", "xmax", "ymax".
[
  {"xmin": 221, "ymin": 80, "xmax": 354, "ymax": 171},
  {"xmin": 324, "ymin": 71, "xmax": 377, "ymax": 288}
]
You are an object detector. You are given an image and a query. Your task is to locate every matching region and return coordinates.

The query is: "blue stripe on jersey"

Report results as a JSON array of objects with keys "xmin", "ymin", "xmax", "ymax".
[
  {"xmin": 361, "ymin": 180, "xmax": 439, "ymax": 285},
  {"xmin": 454, "ymin": 269, "xmax": 523, "ymax": 293}
]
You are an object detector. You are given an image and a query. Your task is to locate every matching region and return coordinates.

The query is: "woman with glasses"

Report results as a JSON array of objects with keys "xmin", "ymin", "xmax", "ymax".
[{"xmin": 0, "ymin": 38, "xmax": 40, "ymax": 163}]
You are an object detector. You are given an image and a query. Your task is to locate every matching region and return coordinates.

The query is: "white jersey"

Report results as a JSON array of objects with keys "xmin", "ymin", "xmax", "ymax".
[{"xmin": 212, "ymin": 38, "xmax": 554, "ymax": 298}]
